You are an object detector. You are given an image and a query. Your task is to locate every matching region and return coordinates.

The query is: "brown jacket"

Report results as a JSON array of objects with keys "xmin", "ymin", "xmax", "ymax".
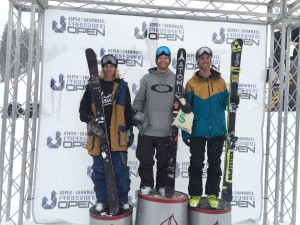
[{"xmin": 86, "ymin": 81, "xmax": 129, "ymax": 155}]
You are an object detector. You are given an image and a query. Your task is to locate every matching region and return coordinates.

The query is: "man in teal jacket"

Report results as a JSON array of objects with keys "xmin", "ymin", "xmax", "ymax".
[{"xmin": 182, "ymin": 46, "xmax": 233, "ymax": 209}]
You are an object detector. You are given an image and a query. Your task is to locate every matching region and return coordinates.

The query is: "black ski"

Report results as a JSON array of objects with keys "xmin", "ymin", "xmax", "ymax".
[
  {"xmin": 165, "ymin": 48, "xmax": 186, "ymax": 198},
  {"xmin": 222, "ymin": 39, "xmax": 243, "ymax": 202},
  {"xmin": 85, "ymin": 48, "xmax": 119, "ymax": 215}
]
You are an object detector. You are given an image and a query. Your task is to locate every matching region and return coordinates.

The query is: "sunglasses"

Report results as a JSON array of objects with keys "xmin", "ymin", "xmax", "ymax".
[
  {"xmin": 101, "ymin": 54, "xmax": 118, "ymax": 67},
  {"xmin": 196, "ymin": 47, "xmax": 213, "ymax": 59},
  {"xmin": 156, "ymin": 46, "xmax": 171, "ymax": 56}
]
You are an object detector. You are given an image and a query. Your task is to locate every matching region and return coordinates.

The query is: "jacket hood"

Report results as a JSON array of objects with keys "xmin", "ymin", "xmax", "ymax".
[{"xmin": 193, "ymin": 68, "xmax": 221, "ymax": 80}]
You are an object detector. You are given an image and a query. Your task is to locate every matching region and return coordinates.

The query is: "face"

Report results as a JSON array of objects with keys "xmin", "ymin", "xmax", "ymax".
[
  {"xmin": 197, "ymin": 54, "xmax": 212, "ymax": 71},
  {"xmin": 103, "ymin": 64, "xmax": 116, "ymax": 81},
  {"xmin": 156, "ymin": 55, "xmax": 170, "ymax": 72}
]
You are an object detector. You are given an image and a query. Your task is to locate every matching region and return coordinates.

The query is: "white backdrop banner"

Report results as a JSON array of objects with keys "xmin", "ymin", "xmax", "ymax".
[{"xmin": 33, "ymin": 8, "xmax": 266, "ymax": 224}]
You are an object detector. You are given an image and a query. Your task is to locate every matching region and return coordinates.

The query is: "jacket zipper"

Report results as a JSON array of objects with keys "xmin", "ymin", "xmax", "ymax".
[{"xmin": 207, "ymin": 79, "xmax": 212, "ymax": 138}]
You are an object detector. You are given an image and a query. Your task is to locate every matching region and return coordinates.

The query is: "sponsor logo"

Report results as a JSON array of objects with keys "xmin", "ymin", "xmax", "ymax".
[
  {"xmin": 223, "ymin": 136, "xmax": 256, "ymax": 153},
  {"xmin": 52, "ymin": 16, "xmax": 66, "ymax": 33},
  {"xmin": 173, "ymin": 53, "xmax": 221, "ymax": 71},
  {"xmin": 47, "ymin": 131, "xmax": 62, "ymax": 148},
  {"xmin": 42, "ymin": 190, "xmax": 57, "ymax": 209},
  {"xmin": 212, "ymin": 27, "xmax": 225, "ymax": 44},
  {"xmin": 128, "ymin": 160, "xmax": 139, "ymax": 178},
  {"xmin": 42, "ymin": 190, "xmax": 96, "ymax": 209},
  {"xmin": 232, "ymin": 190, "xmax": 255, "ymax": 208},
  {"xmin": 52, "ymin": 15, "xmax": 105, "ymax": 36},
  {"xmin": 51, "ymin": 74, "xmax": 65, "ymax": 91},
  {"xmin": 47, "ymin": 131, "xmax": 87, "ymax": 149},
  {"xmin": 236, "ymin": 137, "xmax": 256, "ymax": 153},
  {"xmin": 212, "ymin": 27, "xmax": 261, "ymax": 46},
  {"xmin": 100, "ymin": 48, "xmax": 144, "ymax": 67},
  {"xmin": 238, "ymin": 83, "xmax": 258, "ymax": 100},
  {"xmin": 135, "ymin": 22, "xmax": 184, "ymax": 41},
  {"xmin": 50, "ymin": 74, "xmax": 89, "ymax": 92}
]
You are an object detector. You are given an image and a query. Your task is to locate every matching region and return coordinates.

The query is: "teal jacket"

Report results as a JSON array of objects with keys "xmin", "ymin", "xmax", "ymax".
[{"xmin": 182, "ymin": 69, "xmax": 229, "ymax": 140}]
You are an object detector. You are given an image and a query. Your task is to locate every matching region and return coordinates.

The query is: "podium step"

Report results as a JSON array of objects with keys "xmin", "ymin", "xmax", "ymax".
[
  {"xmin": 189, "ymin": 197, "xmax": 231, "ymax": 225},
  {"xmin": 89, "ymin": 205, "xmax": 133, "ymax": 225},
  {"xmin": 135, "ymin": 190, "xmax": 189, "ymax": 225}
]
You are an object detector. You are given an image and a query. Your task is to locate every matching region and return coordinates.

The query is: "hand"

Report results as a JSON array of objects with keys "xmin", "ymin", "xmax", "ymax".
[
  {"xmin": 88, "ymin": 120, "xmax": 104, "ymax": 137},
  {"xmin": 178, "ymin": 98, "xmax": 192, "ymax": 114},
  {"xmin": 230, "ymin": 95, "xmax": 240, "ymax": 105},
  {"xmin": 127, "ymin": 129, "xmax": 134, "ymax": 147},
  {"xmin": 132, "ymin": 110, "xmax": 150, "ymax": 132},
  {"xmin": 183, "ymin": 138, "xmax": 191, "ymax": 146}
]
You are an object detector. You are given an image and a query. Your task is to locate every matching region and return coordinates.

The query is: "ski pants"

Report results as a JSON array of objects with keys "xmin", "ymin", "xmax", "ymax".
[
  {"xmin": 136, "ymin": 134, "xmax": 169, "ymax": 190},
  {"xmin": 91, "ymin": 151, "xmax": 131, "ymax": 203},
  {"xmin": 188, "ymin": 136, "xmax": 224, "ymax": 197}
]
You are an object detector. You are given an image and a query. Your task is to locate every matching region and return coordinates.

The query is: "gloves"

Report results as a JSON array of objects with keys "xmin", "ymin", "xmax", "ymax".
[
  {"xmin": 88, "ymin": 120, "xmax": 104, "ymax": 137},
  {"xmin": 132, "ymin": 109, "xmax": 150, "ymax": 132},
  {"xmin": 126, "ymin": 129, "xmax": 134, "ymax": 147},
  {"xmin": 183, "ymin": 138, "xmax": 191, "ymax": 146},
  {"xmin": 230, "ymin": 95, "xmax": 240, "ymax": 105},
  {"xmin": 178, "ymin": 98, "xmax": 192, "ymax": 114}
]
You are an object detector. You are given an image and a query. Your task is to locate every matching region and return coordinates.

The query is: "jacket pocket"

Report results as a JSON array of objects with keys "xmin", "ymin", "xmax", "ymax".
[
  {"xmin": 118, "ymin": 125, "xmax": 127, "ymax": 146},
  {"xmin": 86, "ymin": 133, "xmax": 95, "ymax": 150}
]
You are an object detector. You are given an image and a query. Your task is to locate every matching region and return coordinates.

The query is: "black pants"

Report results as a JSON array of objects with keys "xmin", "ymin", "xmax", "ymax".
[
  {"xmin": 188, "ymin": 136, "xmax": 224, "ymax": 197},
  {"xmin": 136, "ymin": 134, "xmax": 169, "ymax": 190}
]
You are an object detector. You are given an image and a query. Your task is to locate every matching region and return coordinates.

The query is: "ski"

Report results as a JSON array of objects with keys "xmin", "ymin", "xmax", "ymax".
[
  {"xmin": 222, "ymin": 39, "xmax": 243, "ymax": 202},
  {"xmin": 85, "ymin": 48, "xmax": 119, "ymax": 215},
  {"xmin": 165, "ymin": 48, "xmax": 186, "ymax": 198}
]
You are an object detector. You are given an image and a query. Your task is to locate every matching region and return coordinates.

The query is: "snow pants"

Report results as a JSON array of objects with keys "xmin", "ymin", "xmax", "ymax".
[
  {"xmin": 188, "ymin": 136, "xmax": 224, "ymax": 197},
  {"xmin": 136, "ymin": 134, "xmax": 169, "ymax": 191},
  {"xmin": 91, "ymin": 151, "xmax": 131, "ymax": 203}
]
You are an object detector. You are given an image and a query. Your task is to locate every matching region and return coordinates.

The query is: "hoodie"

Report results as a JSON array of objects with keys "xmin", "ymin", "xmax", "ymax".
[{"xmin": 133, "ymin": 67, "xmax": 175, "ymax": 137}]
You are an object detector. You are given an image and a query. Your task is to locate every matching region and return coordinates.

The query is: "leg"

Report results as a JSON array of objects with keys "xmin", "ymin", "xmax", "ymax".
[
  {"xmin": 111, "ymin": 152, "xmax": 131, "ymax": 203},
  {"xmin": 188, "ymin": 137, "xmax": 207, "ymax": 196},
  {"xmin": 205, "ymin": 136, "xmax": 224, "ymax": 196},
  {"xmin": 154, "ymin": 136, "xmax": 169, "ymax": 191},
  {"xmin": 91, "ymin": 156, "xmax": 107, "ymax": 204},
  {"xmin": 136, "ymin": 134, "xmax": 155, "ymax": 188}
]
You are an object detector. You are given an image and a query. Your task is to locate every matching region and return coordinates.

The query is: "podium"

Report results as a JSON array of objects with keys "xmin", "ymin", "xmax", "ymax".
[
  {"xmin": 189, "ymin": 197, "xmax": 231, "ymax": 225},
  {"xmin": 89, "ymin": 205, "xmax": 133, "ymax": 225},
  {"xmin": 135, "ymin": 190, "xmax": 189, "ymax": 225}
]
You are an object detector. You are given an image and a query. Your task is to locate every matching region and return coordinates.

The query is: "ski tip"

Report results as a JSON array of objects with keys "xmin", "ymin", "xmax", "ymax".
[
  {"xmin": 85, "ymin": 48, "xmax": 95, "ymax": 55},
  {"xmin": 109, "ymin": 207, "xmax": 119, "ymax": 216}
]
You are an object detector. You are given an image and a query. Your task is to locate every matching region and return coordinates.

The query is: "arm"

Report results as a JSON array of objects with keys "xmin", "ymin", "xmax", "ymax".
[
  {"xmin": 79, "ymin": 86, "xmax": 93, "ymax": 123},
  {"xmin": 124, "ymin": 86, "xmax": 133, "ymax": 129},
  {"xmin": 132, "ymin": 76, "xmax": 147, "ymax": 112}
]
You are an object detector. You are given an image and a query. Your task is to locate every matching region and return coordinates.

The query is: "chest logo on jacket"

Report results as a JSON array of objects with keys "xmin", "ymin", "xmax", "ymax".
[{"xmin": 151, "ymin": 84, "xmax": 173, "ymax": 93}]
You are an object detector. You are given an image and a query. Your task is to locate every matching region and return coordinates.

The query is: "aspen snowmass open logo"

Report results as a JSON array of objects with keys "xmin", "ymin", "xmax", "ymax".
[{"xmin": 52, "ymin": 15, "xmax": 105, "ymax": 36}]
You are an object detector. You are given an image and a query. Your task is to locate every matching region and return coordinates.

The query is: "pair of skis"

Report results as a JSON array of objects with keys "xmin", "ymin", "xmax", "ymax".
[{"xmin": 222, "ymin": 39, "xmax": 243, "ymax": 202}]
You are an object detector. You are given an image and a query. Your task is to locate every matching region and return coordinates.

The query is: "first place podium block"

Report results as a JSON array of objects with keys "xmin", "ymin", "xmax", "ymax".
[
  {"xmin": 89, "ymin": 205, "xmax": 133, "ymax": 225},
  {"xmin": 189, "ymin": 197, "xmax": 231, "ymax": 225},
  {"xmin": 135, "ymin": 190, "xmax": 189, "ymax": 225}
]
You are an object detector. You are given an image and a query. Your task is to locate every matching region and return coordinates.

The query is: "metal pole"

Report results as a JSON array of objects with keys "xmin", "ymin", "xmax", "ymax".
[
  {"xmin": 0, "ymin": 2, "xmax": 14, "ymax": 222},
  {"xmin": 6, "ymin": 7, "xmax": 23, "ymax": 221},
  {"xmin": 26, "ymin": 6, "xmax": 43, "ymax": 219},
  {"xmin": 291, "ymin": 27, "xmax": 300, "ymax": 225},
  {"xmin": 263, "ymin": 25, "xmax": 275, "ymax": 225},
  {"xmin": 274, "ymin": 18, "xmax": 286, "ymax": 225},
  {"xmin": 280, "ymin": 23, "xmax": 291, "ymax": 223},
  {"xmin": 18, "ymin": 2, "xmax": 36, "ymax": 224}
]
